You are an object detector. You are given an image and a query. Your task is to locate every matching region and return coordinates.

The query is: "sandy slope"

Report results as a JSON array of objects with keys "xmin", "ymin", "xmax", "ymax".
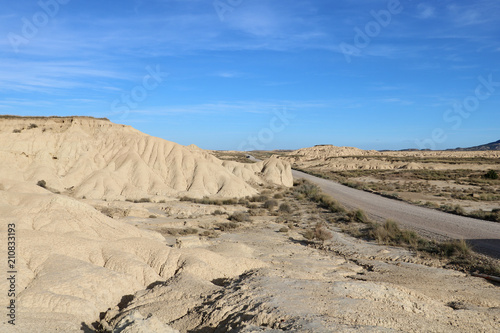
[
  {"xmin": 0, "ymin": 117, "xmax": 292, "ymax": 200},
  {"xmin": 99, "ymin": 214, "xmax": 500, "ymax": 333},
  {"xmin": 0, "ymin": 181, "xmax": 266, "ymax": 332},
  {"xmin": 0, "ymin": 116, "xmax": 294, "ymax": 332}
]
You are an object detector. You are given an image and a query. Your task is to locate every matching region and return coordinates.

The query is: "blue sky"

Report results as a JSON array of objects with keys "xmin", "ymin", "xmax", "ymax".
[{"xmin": 1, "ymin": 0, "xmax": 499, "ymax": 150}]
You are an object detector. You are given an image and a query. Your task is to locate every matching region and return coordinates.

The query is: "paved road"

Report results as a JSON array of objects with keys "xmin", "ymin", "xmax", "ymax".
[{"xmin": 293, "ymin": 170, "xmax": 500, "ymax": 259}]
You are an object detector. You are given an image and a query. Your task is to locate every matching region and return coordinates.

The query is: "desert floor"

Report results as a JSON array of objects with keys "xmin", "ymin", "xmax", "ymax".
[{"xmin": 91, "ymin": 184, "xmax": 500, "ymax": 332}]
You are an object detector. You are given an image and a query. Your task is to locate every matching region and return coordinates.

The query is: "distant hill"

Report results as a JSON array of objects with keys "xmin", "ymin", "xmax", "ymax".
[{"xmin": 451, "ymin": 139, "xmax": 500, "ymax": 151}]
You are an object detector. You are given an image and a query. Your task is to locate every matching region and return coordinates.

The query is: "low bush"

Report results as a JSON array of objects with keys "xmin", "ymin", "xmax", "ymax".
[
  {"xmin": 440, "ymin": 239, "xmax": 470, "ymax": 257},
  {"xmin": 217, "ymin": 222, "xmax": 238, "ymax": 231},
  {"xmin": 314, "ymin": 223, "xmax": 333, "ymax": 242},
  {"xmin": 228, "ymin": 211, "xmax": 251, "ymax": 222},
  {"xmin": 440, "ymin": 204, "xmax": 465, "ymax": 216},
  {"xmin": 484, "ymin": 170, "xmax": 499, "ymax": 180},
  {"xmin": 352, "ymin": 209, "xmax": 368, "ymax": 223},
  {"xmin": 263, "ymin": 199, "xmax": 278, "ymax": 210},
  {"xmin": 249, "ymin": 195, "xmax": 269, "ymax": 203},
  {"xmin": 370, "ymin": 220, "xmax": 419, "ymax": 248},
  {"xmin": 37, "ymin": 180, "xmax": 47, "ymax": 188},
  {"xmin": 278, "ymin": 203, "xmax": 293, "ymax": 214},
  {"xmin": 303, "ymin": 229, "xmax": 315, "ymax": 241},
  {"xmin": 468, "ymin": 209, "xmax": 500, "ymax": 222}
]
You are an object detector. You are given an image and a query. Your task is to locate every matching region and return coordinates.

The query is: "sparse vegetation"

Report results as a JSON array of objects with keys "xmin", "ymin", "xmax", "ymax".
[
  {"xmin": 292, "ymin": 178, "xmax": 499, "ymax": 276},
  {"xmin": 212, "ymin": 209, "xmax": 226, "ymax": 216},
  {"xmin": 303, "ymin": 223, "xmax": 333, "ymax": 242},
  {"xmin": 294, "ymin": 179, "xmax": 345, "ymax": 213},
  {"xmin": 484, "ymin": 170, "xmax": 499, "ymax": 180},
  {"xmin": 13, "ymin": 129, "xmax": 21, "ymax": 133},
  {"xmin": 28, "ymin": 123, "xmax": 38, "ymax": 129},
  {"xmin": 314, "ymin": 223, "xmax": 333, "ymax": 242},
  {"xmin": 217, "ymin": 222, "xmax": 239, "ymax": 231},
  {"xmin": 263, "ymin": 199, "xmax": 278, "ymax": 210},
  {"xmin": 350, "ymin": 209, "xmax": 368, "ymax": 223},
  {"xmin": 37, "ymin": 180, "xmax": 47, "ymax": 188},
  {"xmin": 228, "ymin": 211, "xmax": 251, "ymax": 222},
  {"xmin": 278, "ymin": 203, "xmax": 293, "ymax": 214},
  {"xmin": 439, "ymin": 204, "xmax": 465, "ymax": 216},
  {"xmin": 160, "ymin": 227, "xmax": 198, "ymax": 236}
]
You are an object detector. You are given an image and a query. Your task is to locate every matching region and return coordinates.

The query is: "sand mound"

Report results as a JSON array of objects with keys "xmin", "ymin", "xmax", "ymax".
[
  {"xmin": 0, "ymin": 117, "xmax": 292, "ymax": 200},
  {"xmin": 0, "ymin": 180, "xmax": 266, "ymax": 332},
  {"xmin": 292, "ymin": 145, "xmax": 379, "ymax": 159}
]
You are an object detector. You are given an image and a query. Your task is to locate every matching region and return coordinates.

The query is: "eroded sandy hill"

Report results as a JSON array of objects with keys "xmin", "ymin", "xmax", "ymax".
[
  {"xmin": 0, "ymin": 180, "xmax": 266, "ymax": 332},
  {"xmin": 0, "ymin": 116, "xmax": 292, "ymax": 200},
  {"xmin": 287, "ymin": 145, "xmax": 500, "ymax": 171}
]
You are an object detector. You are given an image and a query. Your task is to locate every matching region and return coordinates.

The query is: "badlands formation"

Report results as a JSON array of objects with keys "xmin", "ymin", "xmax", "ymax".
[
  {"xmin": 287, "ymin": 144, "xmax": 500, "ymax": 171},
  {"xmin": 0, "ymin": 118, "xmax": 499, "ymax": 332},
  {"xmin": 0, "ymin": 116, "xmax": 292, "ymax": 200}
]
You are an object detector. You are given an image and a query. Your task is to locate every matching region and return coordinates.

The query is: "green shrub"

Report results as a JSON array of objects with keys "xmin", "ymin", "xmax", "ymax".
[
  {"xmin": 440, "ymin": 239, "xmax": 470, "ymax": 257},
  {"xmin": 347, "ymin": 209, "xmax": 368, "ymax": 223},
  {"xmin": 484, "ymin": 170, "xmax": 499, "ymax": 180}
]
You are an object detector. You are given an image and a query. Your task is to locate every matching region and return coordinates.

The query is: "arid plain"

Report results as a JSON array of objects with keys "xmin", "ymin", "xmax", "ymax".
[{"xmin": 1, "ymin": 117, "xmax": 499, "ymax": 332}]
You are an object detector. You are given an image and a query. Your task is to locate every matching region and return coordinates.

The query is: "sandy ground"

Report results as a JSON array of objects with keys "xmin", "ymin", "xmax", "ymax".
[{"xmin": 97, "ymin": 197, "xmax": 500, "ymax": 333}]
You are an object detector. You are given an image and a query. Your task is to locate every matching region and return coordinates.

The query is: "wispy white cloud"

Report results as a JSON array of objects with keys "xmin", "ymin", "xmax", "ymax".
[
  {"xmin": 212, "ymin": 71, "xmax": 244, "ymax": 78},
  {"xmin": 110, "ymin": 100, "xmax": 327, "ymax": 118},
  {"xmin": 377, "ymin": 98, "xmax": 414, "ymax": 106},
  {"xmin": 417, "ymin": 4, "xmax": 436, "ymax": 19}
]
